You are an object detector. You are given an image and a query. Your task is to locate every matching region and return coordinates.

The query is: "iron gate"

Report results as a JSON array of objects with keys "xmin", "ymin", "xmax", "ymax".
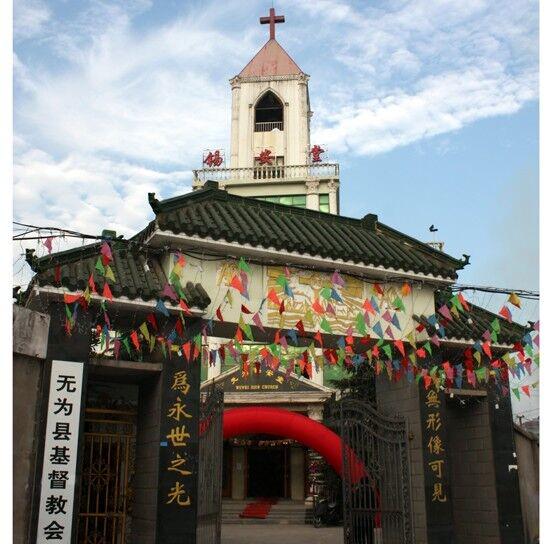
[
  {"xmin": 197, "ymin": 387, "xmax": 224, "ymax": 544},
  {"xmin": 325, "ymin": 397, "xmax": 414, "ymax": 544}
]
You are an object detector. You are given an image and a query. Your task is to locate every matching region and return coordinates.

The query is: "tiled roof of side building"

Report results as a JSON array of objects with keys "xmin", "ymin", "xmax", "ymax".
[
  {"xmin": 146, "ymin": 184, "xmax": 467, "ymax": 280},
  {"xmin": 24, "ymin": 243, "xmax": 211, "ymax": 309},
  {"xmin": 415, "ymin": 291, "xmax": 529, "ymax": 346}
]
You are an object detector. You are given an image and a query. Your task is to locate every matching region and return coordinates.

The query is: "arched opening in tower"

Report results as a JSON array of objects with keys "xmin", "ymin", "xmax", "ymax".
[{"xmin": 255, "ymin": 91, "xmax": 284, "ymax": 132}]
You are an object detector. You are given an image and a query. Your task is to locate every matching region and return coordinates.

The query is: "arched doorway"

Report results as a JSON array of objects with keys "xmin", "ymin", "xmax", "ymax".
[{"xmin": 254, "ymin": 91, "xmax": 284, "ymax": 132}]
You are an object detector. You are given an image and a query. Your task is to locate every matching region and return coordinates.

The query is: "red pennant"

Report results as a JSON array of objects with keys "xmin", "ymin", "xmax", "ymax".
[
  {"xmin": 498, "ymin": 305, "xmax": 512, "ymax": 322},
  {"xmin": 312, "ymin": 299, "xmax": 325, "ymax": 314},
  {"xmin": 374, "ymin": 283, "xmax": 384, "ymax": 296},
  {"xmin": 102, "ymin": 283, "xmax": 113, "ymax": 301},
  {"xmin": 295, "ymin": 320, "xmax": 305, "ymax": 336},
  {"xmin": 482, "ymin": 341, "xmax": 492, "ymax": 358},
  {"xmin": 88, "ymin": 274, "xmax": 96, "ymax": 293},
  {"xmin": 183, "ymin": 341, "xmax": 192, "ymax": 361},
  {"xmin": 279, "ymin": 300, "xmax": 285, "ymax": 314},
  {"xmin": 179, "ymin": 299, "xmax": 192, "ymax": 316},
  {"xmin": 63, "ymin": 293, "xmax": 81, "ymax": 304},
  {"xmin": 146, "ymin": 313, "xmax": 158, "ymax": 331},
  {"xmin": 521, "ymin": 385, "xmax": 530, "ymax": 397},
  {"xmin": 216, "ymin": 306, "xmax": 224, "ymax": 322},
  {"xmin": 457, "ymin": 292, "xmax": 470, "ymax": 311},
  {"xmin": 241, "ymin": 304, "xmax": 252, "ymax": 314},
  {"xmin": 394, "ymin": 340, "xmax": 405, "ymax": 358},
  {"xmin": 267, "ymin": 288, "xmax": 281, "ymax": 306},
  {"xmin": 362, "ymin": 299, "xmax": 376, "ymax": 314},
  {"xmin": 235, "ymin": 327, "xmax": 244, "ymax": 343},
  {"xmin": 175, "ymin": 318, "xmax": 184, "ymax": 337},
  {"xmin": 314, "ymin": 330, "xmax": 323, "ymax": 347},
  {"xmin": 230, "ymin": 275, "xmax": 244, "ymax": 293},
  {"xmin": 54, "ymin": 265, "xmax": 62, "ymax": 285},
  {"xmin": 130, "ymin": 330, "xmax": 140, "ymax": 350}
]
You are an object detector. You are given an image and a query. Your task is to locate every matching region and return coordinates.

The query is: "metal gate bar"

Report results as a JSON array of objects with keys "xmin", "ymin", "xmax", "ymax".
[
  {"xmin": 77, "ymin": 408, "xmax": 136, "ymax": 544},
  {"xmin": 197, "ymin": 388, "xmax": 224, "ymax": 544},
  {"xmin": 325, "ymin": 398, "xmax": 414, "ymax": 544}
]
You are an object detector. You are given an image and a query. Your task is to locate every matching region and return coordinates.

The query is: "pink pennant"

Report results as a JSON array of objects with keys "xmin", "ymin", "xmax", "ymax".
[
  {"xmin": 385, "ymin": 325, "xmax": 395, "ymax": 340},
  {"xmin": 438, "ymin": 305, "xmax": 452, "ymax": 321},
  {"xmin": 43, "ymin": 237, "xmax": 53, "ymax": 254},
  {"xmin": 381, "ymin": 310, "xmax": 392, "ymax": 322},
  {"xmin": 101, "ymin": 242, "xmax": 113, "ymax": 262},
  {"xmin": 252, "ymin": 312, "xmax": 265, "ymax": 332},
  {"xmin": 162, "ymin": 283, "xmax": 178, "ymax": 301},
  {"xmin": 331, "ymin": 270, "xmax": 345, "ymax": 287}
]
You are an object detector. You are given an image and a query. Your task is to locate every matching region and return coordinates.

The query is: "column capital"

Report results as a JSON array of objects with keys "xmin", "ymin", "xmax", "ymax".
[{"xmin": 305, "ymin": 180, "xmax": 320, "ymax": 194}]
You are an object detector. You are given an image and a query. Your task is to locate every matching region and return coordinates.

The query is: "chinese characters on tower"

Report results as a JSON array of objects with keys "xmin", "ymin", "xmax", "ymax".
[{"xmin": 36, "ymin": 361, "xmax": 84, "ymax": 543}]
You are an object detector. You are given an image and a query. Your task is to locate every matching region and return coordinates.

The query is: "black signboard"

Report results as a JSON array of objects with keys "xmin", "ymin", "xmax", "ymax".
[
  {"xmin": 419, "ymin": 384, "xmax": 455, "ymax": 544},
  {"xmin": 218, "ymin": 366, "xmax": 321, "ymax": 393},
  {"xmin": 156, "ymin": 319, "xmax": 202, "ymax": 544}
]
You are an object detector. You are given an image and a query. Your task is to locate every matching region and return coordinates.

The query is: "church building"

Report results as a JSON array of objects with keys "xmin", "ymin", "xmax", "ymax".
[{"xmin": 14, "ymin": 8, "xmax": 533, "ymax": 544}]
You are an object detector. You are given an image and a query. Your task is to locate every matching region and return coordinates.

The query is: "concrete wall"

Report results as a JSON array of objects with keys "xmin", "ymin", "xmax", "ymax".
[
  {"xmin": 514, "ymin": 425, "xmax": 539, "ymax": 543},
  {"xmin": 376, "ymin": 376, "xmax": 428, "ymax": 544},
  {"xmin": 446, "ymin": 397, "xmax": 500, "ymax": 544},
  {"xmin": 13, "ymin": 306, "xmax": 50, "ymax": 544},
  {"xmin": 230, "ymin": 76, "xmax": 310, "ymax": 168},
  {"xmin": 131, "ymin": 375, "xmax": 162, "ymax": 544}
]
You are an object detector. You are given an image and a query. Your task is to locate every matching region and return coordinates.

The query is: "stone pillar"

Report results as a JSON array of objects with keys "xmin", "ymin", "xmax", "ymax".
[
  {"xmin": 290, "ymin": 447, "xmax": 305, "ymax": 501},
  {"xmin": 231, "ymin": 447, "xmax": 246, "ymax": 499},
  {"xmin": 328, "ymin": 180, "xmax": 339, "ymax": 215},
  {"xmin": 229, "ymin": 78, "xmax": 240, "ymax": 168},
  {"xmin": 306, "ymin": 180, "xmax": 320, "ymax": 211}
]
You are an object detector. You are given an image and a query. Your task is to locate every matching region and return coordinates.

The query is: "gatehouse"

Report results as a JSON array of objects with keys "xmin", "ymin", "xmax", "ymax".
[{"xmin": 12, "ymin": 7, "xmax": 535, "ymax": 544}]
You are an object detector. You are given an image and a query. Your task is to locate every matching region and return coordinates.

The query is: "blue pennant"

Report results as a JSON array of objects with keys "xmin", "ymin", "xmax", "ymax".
[
  {"xmin": 337, "ymin": 336, "xmax": 346, "ymax": 349},
  {"xmin": 391, "ymin": 313, "xmax": 401, "ymax": 331},
  {"xmin": 331, "ymin": 288, "xmax": 343, "ymax": 303},
  {"xmin": 156, "ymin": 298, "xmax": 169, "ymax": 317},
  {"xmin": 287, "ymin": 329, "xmax": 298, "ymax": 344},
  {"xmin": 372, "ymin": 321, "xmax": 384, "ymax": 338}
]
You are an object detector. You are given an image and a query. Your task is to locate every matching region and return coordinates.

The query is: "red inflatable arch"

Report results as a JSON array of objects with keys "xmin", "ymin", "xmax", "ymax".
[{"xmin": 223, "ymin": 406, "xmax": 366, "ymax": 483}]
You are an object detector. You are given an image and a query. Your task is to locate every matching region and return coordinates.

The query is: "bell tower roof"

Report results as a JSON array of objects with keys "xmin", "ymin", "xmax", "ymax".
[{"xmin": 239, "ymin": 38, "xmax": 304, "ymax": 78}]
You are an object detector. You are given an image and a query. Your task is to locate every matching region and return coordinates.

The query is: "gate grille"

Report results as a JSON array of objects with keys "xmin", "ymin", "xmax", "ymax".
[
  {"xmin": 325, "ymin": 398, "xmax": 414, "ymax": 544},
  {"xmin": 197, "ymin": 387, "xmax": 224, "ymax": 544},
  {"xmin": 77, "ymin": 408, "xmax": 136, "ymax": 544}
]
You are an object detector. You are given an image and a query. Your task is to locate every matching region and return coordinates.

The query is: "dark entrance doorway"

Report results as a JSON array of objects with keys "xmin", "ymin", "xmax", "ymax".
[{"xmin": 247, "ymin": 447, "xmax": 286, "ymax": 498}]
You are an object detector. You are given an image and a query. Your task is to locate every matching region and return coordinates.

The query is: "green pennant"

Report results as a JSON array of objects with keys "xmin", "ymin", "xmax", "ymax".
[
  {"xmin": 382, "ymin": 344, "xmax": 392, "ymax": 360},
  {"xmin": 95, "ymin": 257, "xmax": 105, "ymax": 275},
  {"xmin": 490, "ymin": 318, "xmax": 500, "ymax": 333},
  {"xmin": 356, "ymin": 312, "xmax": 367, "ymax": 336},
  {"xmin": 392, "ymin": 296, "xmax": 405, "ymax": 312},
  {"xmin": 525, "ymin": 344, "xmax": 534, "ymax": 357},
  {"xmin": 319, "ymin": 287, "xmax": 332, "ymax": 300},
  {"xmin": 490, "ymin": 330, "xmax": 498, "ymax": 343},
  {"xmin": 429, "ymin": 365, "xmax": 438, "ymax": 377},
  {"xmin": 242, "ymin": 323, "xmax": 254, "ymax": 341},
  {"xmin": 104, "ymin": 265, "xmax": 116, "ymax": 282},
  {"xmin": 423, "ymin": 342, "xmax": 432, "ymax": 356},
  {"xmin": 65, "ymin": 304, "xmax": 72, "ymax": 321},
  {"xmin": 474, "ymin": 351, "xmax": 481, "ymax": 364},
  {"xmin": 320, "ymin": 317, "xmax": 332, "ymax": 334},
  {"xmin": 160, "ymin": 341, "xmax": 166, "ymax": 358},
  {"xmin": 512, "ymin": 387, "xmax": 520, "ymax": 400},
  {"xmin": 238, "ymin": 257, "xmax": 251, "ymax": 273},
  {"xmin": 475, "ymin": 367, "xmax": 487, "ymax": 382},
  {"xmin": 122, "ymin": 337, "xmax": 131, "ymax": 355},
  {"xmin": 276, "ymin": 275, "xmax": 288, "ymax": 287},
  {"xmin": 149, "ymin": 334, "xmax": 156, "ymax": 353},
  {"xmin": 415, "ymin": 373, "xmax": 423, "ymax": 384}
]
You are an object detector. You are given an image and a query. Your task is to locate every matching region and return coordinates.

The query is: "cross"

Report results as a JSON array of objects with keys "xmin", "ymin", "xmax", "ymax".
[{"xmin": 260, "ymin": 8, "xmax": 285, "ymax": 40}]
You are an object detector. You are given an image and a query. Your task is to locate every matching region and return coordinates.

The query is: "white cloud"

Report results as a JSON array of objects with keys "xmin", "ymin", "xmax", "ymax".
[{"xmin": 14, "ymin": 0, "xmax": 51, "ymax": 40}]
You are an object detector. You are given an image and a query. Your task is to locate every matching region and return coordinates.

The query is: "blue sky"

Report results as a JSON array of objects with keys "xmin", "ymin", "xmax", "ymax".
[{"xmin": 13, "ymin": 1, "xmax": 539, "ymax": 411}]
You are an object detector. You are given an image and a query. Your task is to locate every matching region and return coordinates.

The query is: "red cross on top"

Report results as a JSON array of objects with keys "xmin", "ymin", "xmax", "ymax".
[{"xmin": 260, "ymin": 7, "xmax": 285, "ymax": 40}]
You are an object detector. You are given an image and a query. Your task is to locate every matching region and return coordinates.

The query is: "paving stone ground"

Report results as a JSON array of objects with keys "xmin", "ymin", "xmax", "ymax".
[{"xmin": 221, "ymin": 524, "xmax": 344, "ymax": 544}]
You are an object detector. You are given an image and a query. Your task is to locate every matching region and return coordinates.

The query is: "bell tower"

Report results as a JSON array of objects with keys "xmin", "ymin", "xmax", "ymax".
[{"xmin": 193, "ymin": 8, "xmax": 340, "ymax": 214}]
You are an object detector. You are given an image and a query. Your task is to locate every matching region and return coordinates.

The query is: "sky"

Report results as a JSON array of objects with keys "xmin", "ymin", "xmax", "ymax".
[{"xmin": 13, "ymin": 0, "xmax": 539, "ymax": 417}]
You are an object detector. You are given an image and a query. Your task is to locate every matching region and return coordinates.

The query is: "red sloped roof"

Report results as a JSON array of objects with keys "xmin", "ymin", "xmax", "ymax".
[{"xmin": 239, "ymin": 39, "xmax": 303, "ymax": 77}]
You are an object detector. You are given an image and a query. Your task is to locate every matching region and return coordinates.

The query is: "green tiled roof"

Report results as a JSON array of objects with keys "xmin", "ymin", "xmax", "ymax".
[
  {"xmin": 25, "ymin": 244, "xmax": 211, "ymax": 309},
  {"xmin": 416, "ymin": 292, "xmax": 528, "ymax": 346},
  {"xmin": 146, "ymin": 185, "xmax": 466, "ymax": 280}
]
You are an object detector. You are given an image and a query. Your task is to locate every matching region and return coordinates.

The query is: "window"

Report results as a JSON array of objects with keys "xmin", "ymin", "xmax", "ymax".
[
  {"xmin": 255, "ymin": 194, "xmax": 307, "ymax": 208},
  {"xmin": 254, "ymin": 91, "xmax": 284, "ymax": 132}
]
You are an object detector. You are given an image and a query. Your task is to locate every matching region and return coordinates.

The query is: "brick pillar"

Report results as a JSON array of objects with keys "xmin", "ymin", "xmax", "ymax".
[{"xmin": 376, "ymin": 376, "xmax": 429, "ymax": 544}]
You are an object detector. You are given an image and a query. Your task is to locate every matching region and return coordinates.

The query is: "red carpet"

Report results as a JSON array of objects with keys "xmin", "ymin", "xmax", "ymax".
[{"xmin": 239, "ymin": 498, "xmax": 278, "ymax": 519}]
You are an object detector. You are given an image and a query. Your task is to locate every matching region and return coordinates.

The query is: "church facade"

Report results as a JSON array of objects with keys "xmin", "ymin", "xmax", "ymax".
[{"xmin": 14, "ymin": 8, "xmax": 532, "ymax": 544}]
